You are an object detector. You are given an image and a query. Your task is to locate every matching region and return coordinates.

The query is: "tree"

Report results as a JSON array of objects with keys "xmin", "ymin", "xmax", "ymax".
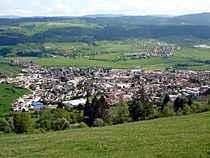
[
  {"xmin": 139, "ymin": 85, "xmax": 153, "ymax": 119},
  {"xmin": 129, "ymin": 100, "xmax": 144, "ymax": 121},
  {"xmin": 84, "ymin": 96, "xmax": 95, "ymax": 126},
  {"xmin": 112, "ymin": 102, "xmax": 130, "ymax": 124},
  {"xmin": 53, "ymin": 108, "xmax": 70, "ymax": 121},
  {"xmin": 84, "ymin": 96, "xmax": 109, "ymax": 126},
  {"xmin": 13, "ymin": 112, "xmax": 32, "ymax": 133},
  {"xmin": 162, "ymin": 94, "xmax": 170, "ymax": 112},
  {"xmin": 188, "ymin": 97, "xmax": 193, "ymax": 106},
  {"xmin": 174, "ymin": 97, "xmax": 184, "ymax": 112},
  {"xmin": 57, "ymin": 102, "xmax": 64, "ymax": 109},
  {"xmin": 70, "ymin": 110, "xmax": 84, "ymax": 123}
]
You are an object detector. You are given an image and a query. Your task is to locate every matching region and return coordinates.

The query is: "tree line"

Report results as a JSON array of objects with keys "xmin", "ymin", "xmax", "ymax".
[{"xmin": 0, "ymin": 87, "xmax": 210, "ymax": 134}]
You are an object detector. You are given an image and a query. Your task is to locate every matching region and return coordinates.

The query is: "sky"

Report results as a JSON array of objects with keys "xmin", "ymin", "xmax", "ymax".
[{"xmin": 1, "ymin": 0, "xmax": 210, "ymax": 17}]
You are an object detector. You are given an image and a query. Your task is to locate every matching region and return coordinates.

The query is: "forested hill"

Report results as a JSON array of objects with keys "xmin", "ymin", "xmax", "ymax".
[{"xmin": 1, "ymin": 13, "xmax": 210, "ymax": 46}]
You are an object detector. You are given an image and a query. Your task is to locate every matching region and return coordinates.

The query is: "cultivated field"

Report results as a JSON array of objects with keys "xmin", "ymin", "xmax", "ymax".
[{"xmin": 0, "ymin": 112, "xmax": 209, "ymax": 157}]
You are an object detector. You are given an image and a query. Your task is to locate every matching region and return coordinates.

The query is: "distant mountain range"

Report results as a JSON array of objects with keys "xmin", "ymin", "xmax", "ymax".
[
  {"xmin": 1, "ymin": 12, "xmax": 210, "ymax": 46},
  {"xmin": 0, "ymin": 15, "xmax": 21, "ymax": 19},
  {"xmin": 1, "ymin": 12, "xmax": 210, "ymax": 25}
]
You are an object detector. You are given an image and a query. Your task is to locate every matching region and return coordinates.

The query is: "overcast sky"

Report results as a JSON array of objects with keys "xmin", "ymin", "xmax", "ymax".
[{"xmin": 1, "ymin": 0, "xmax": 210, "ymax": 17}]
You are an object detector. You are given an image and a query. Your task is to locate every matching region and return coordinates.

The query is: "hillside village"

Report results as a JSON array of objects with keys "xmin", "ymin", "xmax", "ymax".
[{"xmin": 0, "ymin": 60, "xmax": 209, "ymax": 112}]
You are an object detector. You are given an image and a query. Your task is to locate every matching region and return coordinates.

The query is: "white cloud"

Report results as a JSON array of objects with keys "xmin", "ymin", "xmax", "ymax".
[
  {"xmin": 1, "ymin": 0, "xmax": 210, "ymax": 16},
  {"xmin": 6, "ymin": 9, "xmax": 36, "ymax": 16},
  {"xmin": 84, "ymin": 0, "xmax": 210, "ymax": 15}
]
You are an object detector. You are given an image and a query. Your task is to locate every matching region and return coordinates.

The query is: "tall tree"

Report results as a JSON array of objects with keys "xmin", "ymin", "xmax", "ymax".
[
  {"xmin": 13, "ymin": 112, "xmax": 32, "ymax": 134},
  {"xmin": 139, "ymin": 84, "xmax": 153, "ymax": 119},
  {"xmin": 84, "ymin": 96, "xmax": 109, "ymax": 126},
  {"xmin": 188, "ymin": 97, "xmax": 193, "ymax": 106},
  {"xmin": 174, "ymin": 97, "xmax": 184, "ymax": 112},
  {"xmin": 162, "ymin": 94, "xmax": 170, "ymax": 112},
  {"xmin": 129, "ymin": 100, "xmax": 144, "ymax": 121}
]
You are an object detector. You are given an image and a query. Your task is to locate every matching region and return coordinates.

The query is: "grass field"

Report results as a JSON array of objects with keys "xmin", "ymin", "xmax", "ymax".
[
  {"xmin": 0, "ymin": 83, "xmax": 29, "ymax": 116},
  {"xmin": 0, "ymin": 63, "xmax": 22, "ymax": 75},
  {"xmin": 0, "ymin": 112, "xmax": 209, "ymax": 157}
]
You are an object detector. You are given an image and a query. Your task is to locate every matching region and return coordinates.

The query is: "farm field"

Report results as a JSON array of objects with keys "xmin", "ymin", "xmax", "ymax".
[
  {"xmin": 0, "ymin": 111, "xmax": 209, "ymax": 157},
  {"xmin": 0, "ymin": 83, "xmax": 29, "ymax": 116},
  {"xmin": 1, "ymin": 39, "xmax": 210, "ymax": 71},
  {"xmin": 3, "ymin": 45, "xmax": 209, "ymax": 71}
]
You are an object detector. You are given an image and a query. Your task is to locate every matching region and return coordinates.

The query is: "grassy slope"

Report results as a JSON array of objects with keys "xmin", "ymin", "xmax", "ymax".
[
  {"xmin": 0, "ymin": 83, "xmax": 29, "ymax": 116},
  {"xmin": 0, "ymin": 112, "xmax": 210, "ymax": 157}
]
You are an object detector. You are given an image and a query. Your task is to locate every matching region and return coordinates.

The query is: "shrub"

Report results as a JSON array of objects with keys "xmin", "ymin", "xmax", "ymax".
[
  {"xmin": 52, "ymin": 118, "xmax": 70, "ymax": 131},
  {"xmin": 0, "ymin": 119, "xmax": 12, "ymax": 133},
  {"xmin": 161, "ymin": 102, "xmax": 176, "ymax": 117},
  {"xmin": 70, "ymin": 110, "xmax": 84, "ymax": 123},
  {"xmin": 13, "ymin": 112, "xmax": 32, "ymax": 134},
  {"xmin": 53, "ymin": 109, "xmax": 70, "ymax": 121},
  {"xmin": 192, "ymin": 102, "xmax": 205, "ymax": 113},
  {"xmin": 148, "ymin": 105, "xmax": 159, "ymax": 119},
  {"xmin": 176, "ymin": 108, "xmax": 183, "ymax": 116},
  {"xmin": 182, "ymin": 104, "xmax": 191, "ymax": 115},
  {"xmin": 6, "ymin": 118, "xmax": 14, "ymax": 131},
  {"xmin": 79, "ymin": 122, "xmax": 88, "ymax": 128},
  {"xmin": 40, "ymin": 119, "xmax": 52, "ymax": 130},
  {"xmin": 93, "ymin": 118, "xmax": 105, "ymax": 127},
  {"xmin": 190, "ymin": 104, "xmax": 197, "ymax": 113}
]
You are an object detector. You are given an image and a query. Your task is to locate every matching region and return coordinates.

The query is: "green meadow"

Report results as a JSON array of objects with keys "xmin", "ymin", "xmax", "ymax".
[
  {"xmin": 0, "ymin": 83, "xmax": 29, "ymax": 116},
  {"xmin": 0, "ymin": 112, "xmax": 209, "ymax": 157}
]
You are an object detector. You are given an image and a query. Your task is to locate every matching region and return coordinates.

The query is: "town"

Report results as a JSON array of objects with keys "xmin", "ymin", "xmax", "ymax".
[{"xmin": 0, "ymin": 60, "xmax": 209, "ymax": 112}]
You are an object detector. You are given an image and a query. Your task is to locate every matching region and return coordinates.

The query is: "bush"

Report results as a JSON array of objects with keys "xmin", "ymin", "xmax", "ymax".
[
  {"xmin": 72, "ymin": 122, "xmax": 89, "ymax": 128},
  {"xmin": 148, "ymin": 105, "xmax": 159, "ymax": 119},
  {"xmin": 13, "ymin": 112, "xmax": 32, "ymax": 134},
  {"xmin": 182, "ymin": 104, "xmax": 191, "ymax": 115},
  {"xmin": 93, "ymin": 118, "xmax": 105, "ymax": 127},
  {"xmin": 52, "ymin": 118, "xmax": 70, "ymax": 131},
  {"xmin": 192, "ymin": 102, "xmax": 205, "ymax": 113},
  {"xmin": 53, "ymin": 109, "xmax": 70, "ymax": 121},
  {"xmin": 176, "ymin": 108, "xmax": 183, "ymax": 116},
  {"xmin": 40, "ymin": 119, "xmax": 52, "ymax": 130},
  {"xmin": 161, "ymin": 102, "xmax": 176, "ymax": 117},
  {"xmin": 70, "ymin": 110, "xmax": 84, "ymax": 123},
  {"xmin": 190, "ymin": 104, "xmax": 197, "ymax": 113},
  {"xmin": 79, "ymin": 122, "xmax": 88, "ymax": 128},
  {"xmin": 0, "ymin": 119, "xmax": 12, "ymax": 133}
]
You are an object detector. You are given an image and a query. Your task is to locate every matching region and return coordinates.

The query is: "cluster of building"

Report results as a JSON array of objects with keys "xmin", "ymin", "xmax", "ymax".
[
  {"xmin": 0, "ymin": 60, "xmax": 209, "ymax": 112},
  {"xmin": 134, "ymin": 40, "xmax": 180, "ymax": 57}
]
